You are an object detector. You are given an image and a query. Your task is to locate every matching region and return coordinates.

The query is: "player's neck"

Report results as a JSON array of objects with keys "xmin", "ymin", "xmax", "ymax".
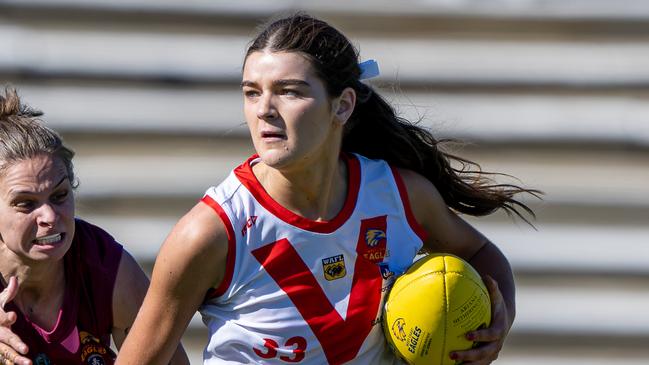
[
  {"xmin": 3, "ymin": 259, "xmax": 65, "ymax": 294},
  {"xmin": 3, "ymin": 261, "xmax": 66, "ymax": 329},
  {"xmin": 254, "ymin": 152, "xmax": 348, "ymax": 221}
]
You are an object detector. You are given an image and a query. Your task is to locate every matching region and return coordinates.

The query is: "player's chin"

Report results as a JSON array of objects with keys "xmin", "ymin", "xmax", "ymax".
[{"xmin": 257, "ymin": 149, "xmax": 295, "ymax": 169}]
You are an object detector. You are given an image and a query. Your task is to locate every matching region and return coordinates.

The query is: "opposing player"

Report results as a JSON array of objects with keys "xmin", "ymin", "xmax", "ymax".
[
  {"xmin": 0, "ymin": 88, "xmax": 189, "ymax": 365},
  {"xmin": 116, "ymin": 13, "xmax": 537, "ymax": 365}
]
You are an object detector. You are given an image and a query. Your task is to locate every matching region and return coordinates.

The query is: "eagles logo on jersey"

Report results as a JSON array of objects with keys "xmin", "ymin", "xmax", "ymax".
[
  {"xmin": 362, "ymin": 228, "xmax": 387, "ymax": 264},
  {"xmin": 322, "ymin": 254, "xmax": 346, "ymax": 281},
  {"xmin": 365, "ymin": 229, "xmax": 386, "ymax": 247}
]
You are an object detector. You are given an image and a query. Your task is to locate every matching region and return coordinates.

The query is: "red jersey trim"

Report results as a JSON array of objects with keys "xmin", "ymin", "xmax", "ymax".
[
  {"xmin": 390, "ymin": 166, "xmax": 428, "ymax": 242},
  {"xmin": 201, "ymin": 195, "xmax": 236, "ymax": 299},
  {"xmin": 233, "ymin": 154, "xmax": 361, "ymax": 234}
]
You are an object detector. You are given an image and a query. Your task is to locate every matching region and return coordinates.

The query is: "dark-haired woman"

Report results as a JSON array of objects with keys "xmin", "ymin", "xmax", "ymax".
[
  {"xmin": 117, "ymin": 14, "xmax": 536, "ymax": 365},
  {"xmin": 0, "ymin": 88, "xmax": 189, "ymax": 365}
]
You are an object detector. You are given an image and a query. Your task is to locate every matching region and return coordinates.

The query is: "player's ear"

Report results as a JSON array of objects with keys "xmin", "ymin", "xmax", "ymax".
[{"xmin": 332, "ymin": 87, "xmax": 356, "ymax": 125}]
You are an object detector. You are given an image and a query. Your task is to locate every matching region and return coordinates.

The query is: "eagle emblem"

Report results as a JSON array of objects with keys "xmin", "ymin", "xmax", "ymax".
[{"xmin": 365, "ymin": 229, "xmax": 386, "ymax": 247}]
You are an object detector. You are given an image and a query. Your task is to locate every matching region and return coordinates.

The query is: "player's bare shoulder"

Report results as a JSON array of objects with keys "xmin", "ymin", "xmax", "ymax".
[
  {"xmin": 395, "ymin": 167, "xmax": 447, "ymax": 212},
  {"xmin": 177, "ymin": 201, "xmax": 230, "ymax": 248},
  {"xmin": 159, "ymin": 201, "xmax": 230, "ymax": 283}
]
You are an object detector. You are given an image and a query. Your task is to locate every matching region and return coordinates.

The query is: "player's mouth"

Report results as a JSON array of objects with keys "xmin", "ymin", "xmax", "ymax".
[
  {"xmin": 33, "ymin": 232, "xmax": 64, "ymax": 246},
  {"xmin": 261, "ymin": 131, "xmax": 287, "ymax": 141}
]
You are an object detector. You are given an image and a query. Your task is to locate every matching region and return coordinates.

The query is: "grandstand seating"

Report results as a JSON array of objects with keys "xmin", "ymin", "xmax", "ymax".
[{"xmin": 2, "ymin": 1, "xmax": 648, "ymax": 363}]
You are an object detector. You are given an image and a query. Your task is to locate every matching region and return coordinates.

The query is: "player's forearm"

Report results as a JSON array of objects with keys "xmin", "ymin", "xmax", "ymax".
[
  {"xmin": 115, "ymin": 298, "xmax": 190, "ymax": 365},
  {"xmin": 115, "ymin": 320, "xmax": 177, "ymax": 365},
  {"xmin": 468, "ymin": 241, "xmax": 516, "ymax": 322}
]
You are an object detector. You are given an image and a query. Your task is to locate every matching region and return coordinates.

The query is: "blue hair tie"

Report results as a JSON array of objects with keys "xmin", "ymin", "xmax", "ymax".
[{"xmin": 359, "ymin": 59, "xmax": 379, "ymax": 80}]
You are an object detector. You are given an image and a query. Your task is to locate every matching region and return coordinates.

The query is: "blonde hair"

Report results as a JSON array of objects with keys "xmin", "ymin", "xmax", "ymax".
[{"xmin": 0, "ymin": 87, "xmax": 76, "ymax": 186}]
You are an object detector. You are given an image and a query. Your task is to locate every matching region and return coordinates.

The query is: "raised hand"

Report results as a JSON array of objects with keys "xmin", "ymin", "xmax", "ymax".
[{"xmin": 0, "ymin": 277, "xmax": 32, "ymax": 365}]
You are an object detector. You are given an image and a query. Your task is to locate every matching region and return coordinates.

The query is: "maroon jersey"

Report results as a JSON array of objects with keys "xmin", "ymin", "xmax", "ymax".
[{"xmin": 4, "ymin": 219, "xmax": 123, "ymax": 365}]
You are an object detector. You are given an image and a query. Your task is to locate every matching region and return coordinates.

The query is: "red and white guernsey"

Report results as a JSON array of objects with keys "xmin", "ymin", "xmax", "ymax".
[{"xmin": 199, "ymin": 154, "xmax": 426, "ymax": 364}]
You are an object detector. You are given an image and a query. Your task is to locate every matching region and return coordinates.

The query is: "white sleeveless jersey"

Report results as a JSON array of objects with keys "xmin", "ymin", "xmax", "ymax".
[{"xmin": 199, "ymin": 154, "xmax": 425, "ymax": 365}]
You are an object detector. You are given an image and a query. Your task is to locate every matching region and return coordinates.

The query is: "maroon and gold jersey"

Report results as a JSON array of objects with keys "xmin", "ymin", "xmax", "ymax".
[{"xmin": 5, "ymin": 219, "xmax": 122, "ymax": 365}]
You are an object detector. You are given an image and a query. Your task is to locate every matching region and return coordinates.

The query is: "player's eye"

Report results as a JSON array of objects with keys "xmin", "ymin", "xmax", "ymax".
[
  {"xmin": 52, "ymin": 190, "xmax": 69, "ymax": 204},
  {"xmin": 243, "ymin": 89, "xmax": 261, "ymax": 98},
  {"xmin": 13, "ymin": 199, "xmax": 35, "ymax": 211},
  {"xmin": 280, "ymin": 89, "xmax": 300, "ymax": 97}
]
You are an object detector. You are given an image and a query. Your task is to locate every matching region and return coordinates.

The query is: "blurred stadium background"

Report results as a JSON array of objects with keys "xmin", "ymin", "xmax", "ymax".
[{"xmin": 2, "ymin": 0, "xmax": 648, "ymax": 363}]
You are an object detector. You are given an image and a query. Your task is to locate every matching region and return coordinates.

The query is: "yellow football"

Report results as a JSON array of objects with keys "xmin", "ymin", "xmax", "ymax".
[{"xmin": 383, "ymin": 254, "xmax": 491, "ymax": 365}]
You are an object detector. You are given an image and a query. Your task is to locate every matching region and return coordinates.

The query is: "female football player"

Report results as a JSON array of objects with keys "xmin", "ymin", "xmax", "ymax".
[
  {"xmin": 0, "ymin": 87, "xmax": 189, "ymax": 365},
  {"xmin": 117, "ymin": 13, "xmax": 537, "ymax": 365}
]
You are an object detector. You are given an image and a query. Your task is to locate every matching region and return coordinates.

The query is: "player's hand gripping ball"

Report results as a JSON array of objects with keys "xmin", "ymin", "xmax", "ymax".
[{"xmin": 383, "ymin": 254, "xmax": 491, "ymax": 365}]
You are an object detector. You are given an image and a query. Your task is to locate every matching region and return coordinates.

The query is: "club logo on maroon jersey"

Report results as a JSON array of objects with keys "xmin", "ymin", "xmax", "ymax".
[
  {"xmin": 34, "ymin": 354, "xmax": 51, "ymax": 365},
  {"xmin": 322, "ymin": 254, "xmax": 346, "ymax": 281},
  {"xmin": 79, "ymin": 331, "xmax": 115, "ymax": 365}
]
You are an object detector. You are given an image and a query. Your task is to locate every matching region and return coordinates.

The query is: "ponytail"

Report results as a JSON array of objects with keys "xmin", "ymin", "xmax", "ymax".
[
  {"xmin": 0, "ymin": 86, "xmax": 77, "ymax": 186},
  {"xmin": 343, "ymin": 89, "xmax": 540, "ymax": 221}
]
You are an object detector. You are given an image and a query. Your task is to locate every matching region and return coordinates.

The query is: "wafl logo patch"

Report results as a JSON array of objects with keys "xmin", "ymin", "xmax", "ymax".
[{"xmin": 322, "ymin": 254, "xmax": 346, "ymax": 281}]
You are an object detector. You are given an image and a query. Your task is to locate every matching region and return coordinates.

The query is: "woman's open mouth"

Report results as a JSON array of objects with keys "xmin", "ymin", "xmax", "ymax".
[{"xmin": 33, "ymin": 233, "xmax": 64, "ymax": 246}]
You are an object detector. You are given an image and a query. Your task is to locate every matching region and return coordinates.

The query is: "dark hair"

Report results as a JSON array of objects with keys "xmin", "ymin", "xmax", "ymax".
[
  {"xmin": 245, "ymin": 14, "xmax": 539, "ymax": 221},
  {"xmin": 0, "ymin": 86, "xmax": 77, "ymax": 186}
]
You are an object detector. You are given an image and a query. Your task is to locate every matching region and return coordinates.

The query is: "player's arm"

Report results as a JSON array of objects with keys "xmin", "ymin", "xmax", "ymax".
[
  {"xmin": 398, "ymin": 168, "xmax": 514, "ymax": 364},
  {"xmin": 111, "ymin": 249, "xmax": 190, "ymax": 365},
  {"xmin": 115, "ymin": 201, "xmax": 229, "ymax": 365}
]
